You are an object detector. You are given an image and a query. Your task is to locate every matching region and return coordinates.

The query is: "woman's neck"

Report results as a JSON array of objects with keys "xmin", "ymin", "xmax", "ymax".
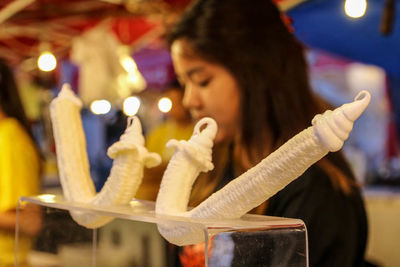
[{"xmin": 233, "ymin": 129, "xmax": 273, "ymax": 170}]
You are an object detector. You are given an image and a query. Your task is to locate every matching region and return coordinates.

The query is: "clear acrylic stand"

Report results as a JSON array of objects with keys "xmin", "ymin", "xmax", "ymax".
[{"xmin": 15, "ymin": 194, "xmax": 308, "ymax": 266}]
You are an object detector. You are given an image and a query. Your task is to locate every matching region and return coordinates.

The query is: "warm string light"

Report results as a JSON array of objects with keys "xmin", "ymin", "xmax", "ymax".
[
  {"xmin": 123, "ymin": 96, "xmax": 141, "ymax": 116},
  {"xmin": 37, "ymin": 51, "xmax": 57, "ymax": 71},
  {"xmin": 345, "ymin": 0, "xmax": 367, "ymax": 18},
  {"xmin": 158, "ymin": 97, "xmax": 172, "ymax": 113},
  {"xmin": 120, "ymin": 55, "xmax": 146, "ymax": 90},
  {"xmin": 90, "ymin": 96, "xmax": 142, "ymax": 116},
  {"xmin": 121, "ymin": 56, "xmax": 137, "ymax": 73},
  {"xmin": 90, "ymin": 100, "xmax": 111, "ymax": 115}
]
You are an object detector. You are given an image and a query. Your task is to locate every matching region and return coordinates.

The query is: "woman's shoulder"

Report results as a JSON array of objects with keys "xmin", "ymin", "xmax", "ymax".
[
  {"xmin": 267, "ymin": 163, "xmax": 367, "ymax": 267},
  {"xmin": 268, "ymin": 163, "xmax": 364, "ymax": 214},
  {"xmin": 281, "ymin": 164, "xmax": 335, "ymax": 195},
  {"xmin": 0, "ymin": 117, "xmax": 22, "ymax": 136},
  {"xmin": 0, "ymin": 117, "xmax": 31, "ymax": 145}
]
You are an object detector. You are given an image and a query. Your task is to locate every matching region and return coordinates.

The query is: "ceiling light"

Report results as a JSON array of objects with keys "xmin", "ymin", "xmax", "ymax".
[{"xmin": 345, "ymin": 0, "xmax": 367, "ymax": 18}]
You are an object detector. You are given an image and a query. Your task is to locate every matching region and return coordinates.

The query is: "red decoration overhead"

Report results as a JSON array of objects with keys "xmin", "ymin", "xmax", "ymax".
[{"xmin": 0, "ymin": 0, "xmax": 189, "ymax": 66}]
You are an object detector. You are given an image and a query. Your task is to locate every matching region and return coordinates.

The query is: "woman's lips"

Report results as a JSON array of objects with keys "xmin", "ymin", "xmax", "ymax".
[{"xmin": 190, "ymin": 111, "xmax": 208, "ymax": 121}]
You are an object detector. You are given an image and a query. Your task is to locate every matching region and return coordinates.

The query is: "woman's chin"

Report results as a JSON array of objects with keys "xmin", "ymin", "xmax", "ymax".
[{"xmin": 214, "ymin": 130, "xmax": 231, "ymax": 145}]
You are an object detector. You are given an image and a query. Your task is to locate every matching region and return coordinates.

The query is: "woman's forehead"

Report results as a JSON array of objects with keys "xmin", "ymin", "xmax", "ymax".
[{"xmin": 171, "ymin": 39, "xmax": 198, "ymax": 59}]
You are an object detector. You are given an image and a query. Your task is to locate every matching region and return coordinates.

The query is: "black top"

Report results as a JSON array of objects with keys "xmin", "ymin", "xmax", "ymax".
[
  {"xmin": 266, "ymin": 164, "xmax": 368, "ymax": 267},
  {"xmin": 215, "ymin": 150, "xmax": 368, "ymax": 267},
  {"xmin": 174, "ymin": 151, "xmax": 368, "ymax": 267}
]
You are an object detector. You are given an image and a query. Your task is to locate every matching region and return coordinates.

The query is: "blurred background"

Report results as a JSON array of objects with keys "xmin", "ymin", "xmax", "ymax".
[{"xmin": 1, "ymin": 0, "xmax": 399, "ymax": 266}]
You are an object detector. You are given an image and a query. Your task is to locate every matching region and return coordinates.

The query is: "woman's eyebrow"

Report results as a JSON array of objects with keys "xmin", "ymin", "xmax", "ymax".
[{"xmin": 187, "ymin": 66, "xmax": 205, "ymax": 78}]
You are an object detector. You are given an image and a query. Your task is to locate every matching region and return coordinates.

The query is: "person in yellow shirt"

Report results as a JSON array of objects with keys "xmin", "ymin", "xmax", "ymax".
[
  {"xmin": 146, "ymin": 83, "xmax": 194, "ymax": 162},
  {"xmin": 0, "ymin": 60, "xmax": 41, "ymax": 266}
]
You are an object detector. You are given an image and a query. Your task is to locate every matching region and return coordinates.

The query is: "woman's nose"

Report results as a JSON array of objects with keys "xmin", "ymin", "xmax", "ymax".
[{"xmin": 182, "ymin": 85, "xmax": 201, "ymax": 109}]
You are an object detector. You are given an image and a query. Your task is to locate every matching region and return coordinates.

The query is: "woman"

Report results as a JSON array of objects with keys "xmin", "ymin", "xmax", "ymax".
[
  {"xmin": 0, "ymin": 60, "xmax": 42, "ymax": 266},
  {"xmin": 167, "ymin": 0, "xmax": 368, "ymax": 266}
]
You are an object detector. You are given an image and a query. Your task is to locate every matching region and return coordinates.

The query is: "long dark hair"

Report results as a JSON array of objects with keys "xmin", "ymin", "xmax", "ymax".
[
  {"xmin": 168, "ymin": 0, "xmax": 322, "ymax": 157},
  {"xmin": 168, "ymin": 0, "xmax": 356, "ymax": 205},
  {"xmin": 0, "ymin": 60, "xmax": 37, "ymax": 148}
]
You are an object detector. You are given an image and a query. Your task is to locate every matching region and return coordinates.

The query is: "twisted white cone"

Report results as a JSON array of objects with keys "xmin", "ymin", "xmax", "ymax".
[
  {"xmin": 155, "ymin": 90, "xmax": 371, "ymax": 246},
  {"xmin": 156, "ymin": 118, "xmax": 217, "ymax": 215},
  {"xmin": 50, "ymin": 84, "xmax": 161, "ymax": 228}
]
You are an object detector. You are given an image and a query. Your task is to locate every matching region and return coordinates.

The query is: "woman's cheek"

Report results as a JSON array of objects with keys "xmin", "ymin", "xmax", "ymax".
[
  {"xmin": 214, "ymin": 130, "xmax": 226, "ymax": 144},
  {"xmin": 214, "ymin": 126, "xmax": 235, "ymax": 144}
]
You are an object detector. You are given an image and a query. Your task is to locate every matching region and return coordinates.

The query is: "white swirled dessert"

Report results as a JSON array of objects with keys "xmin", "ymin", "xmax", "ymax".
[{"xmin": 50, "ymin": 83, "xmax": 161, "ymax": 228}]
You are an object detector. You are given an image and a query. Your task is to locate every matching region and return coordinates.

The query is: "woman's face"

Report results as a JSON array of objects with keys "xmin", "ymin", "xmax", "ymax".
[{"xmin": 171, "ymin": 39, "xmax": 241, "ymax": 143}]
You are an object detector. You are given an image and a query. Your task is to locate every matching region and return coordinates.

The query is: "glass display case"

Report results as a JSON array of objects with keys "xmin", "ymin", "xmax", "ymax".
[{"xmin": 16, "ymin": 195, "xmax": 308, "ymax": 267}]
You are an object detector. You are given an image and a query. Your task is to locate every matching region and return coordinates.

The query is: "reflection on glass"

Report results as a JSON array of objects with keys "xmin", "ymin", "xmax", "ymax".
[{"xmin": 37, "ymin": 194, "xmax": 56, "ymax": 203}]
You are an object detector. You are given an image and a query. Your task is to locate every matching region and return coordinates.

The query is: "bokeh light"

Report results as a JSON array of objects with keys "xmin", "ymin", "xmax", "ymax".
[
  {"xmin": 158, "ymin": 97, "xmax": 172, "ymax": 113},
  {"xmin": 123, "ymin": 96, "xmax": 141, "ymax": 116},
  {"xmin": 90, "ymin": 99, "xmax": 111, "ymax": 115},
  {"xmin": 344, "ymin": 0, "xmax": 367, "ymax": 18},
  {"xmin": 121, "ymin": 56, "xmax": 137, "ymax": 73},
  {"xmin": 37, "ymin": 51, "xmax": 57, "ymax": 72}
]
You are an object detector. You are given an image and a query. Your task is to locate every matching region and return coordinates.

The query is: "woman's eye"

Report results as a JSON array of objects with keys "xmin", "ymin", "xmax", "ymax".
[{"xmin": 198, "ymin": 79, "xmax": 210, "ymax": 87}]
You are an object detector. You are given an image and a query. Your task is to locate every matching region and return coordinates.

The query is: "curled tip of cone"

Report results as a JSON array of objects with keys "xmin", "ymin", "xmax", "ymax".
[
  {"xmin": 126, "ymin": 116, "xmax": 142, "ymax": 134},
  {"xmin": 59, "ymin": 83, "xmax": 72, "ymax": 95},
  {"xmin": 56, "ymin": 83, "xmax": 82, "ymax": 106},
  {"xmin": 194, "ymin": 117, "xmax": 218, "ymax": 140},
  {"xmin": 341, "ymin": 90, "xmax": 371, "ymax": 122}
]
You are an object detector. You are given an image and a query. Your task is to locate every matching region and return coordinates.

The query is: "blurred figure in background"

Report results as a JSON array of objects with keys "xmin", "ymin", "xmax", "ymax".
[
  {"xmin": 167, "ymin": 0, "xmax": 368, "ymax": 266},
  {"xmin": 0, "ymin": 60, "xmax": 42, "ymax": 266},
  {"xmin": 136, "ymin": 81, "xmax": 194, "ymax": 201},
  {"xmin": 146, "ymin": 80, "xmax": 193, "ymax": 162}
]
